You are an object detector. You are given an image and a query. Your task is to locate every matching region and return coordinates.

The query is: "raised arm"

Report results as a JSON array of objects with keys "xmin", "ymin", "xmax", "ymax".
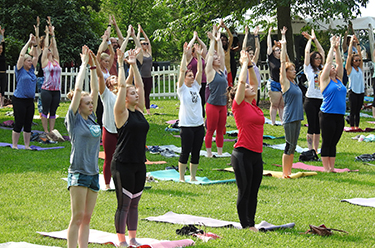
[
  {"xmin": 267, "ymin": 27, "xmax": 273, "ymax": 55},
  {"xmin": 303, "ymin": 31, "xmax": 312, "ymax": 66},
  {"xmin": 253, "ymin": 26, "xmax": 260, "ymax": 63},
  {"xmin": 235, "ymin": 50, "xmax": 250, "ymax": 105},
  {"xmin": 220, "ymin": 20, "xmax": 233, "ymax": 49},
  {"xmin": 346, "ymin": 35, "xmax": 355, "ymax": 75},
  {"xmin": 96, "ymin": 51, "xmax": 106, "ymax": 94},
  {"xmin": 17, "ymin": 34, "xmax": 35, "ymax": 70},
  {"xmin": 49, "ymin": 25, "xmax": 59, "ymax": 63},
  {"xmin": 178, "ymin": 42, "xmax": 189, "ymax": 88},
  {"xmin": 31, "ymin": 16, "xmax": 40, "ymax": 57},
  {"xmin": 120, "ymin": 25, "xmax": 131, "ymax": 53},
  {"xmin": 205, "ymin": 29, "xmax": 216, "ymax": 82},
  {"xmin": 215, "ymin": 25, "xmax": 225, "ymax": 71},
  {"xmin": 280, "ymin": 26, "xmax": 290, "ymax": 62},
  {"xmin": 130, "ymin": 48, "xmax": 145, "ymax": 111},
  {"xmin": 320, "ymin": 36, "xmax": 339, "ymax": 92},
  {"xmin": 98, "ymin": 29, "xmax": 110, "ymax": 54},
  {"xmin": 139, "ymin": 24, "xmax": 151, "ymax": 55},
  {"xmin": 41, "ymin": 25, "xmax": 49, "ymax": 68},
  {"xmin": 114, "ymin": 48, "xmax": 128, "ymax": 127},
  {"xmin": 342, "ymin": 31, "xmax": 348, "ymax": 54},
  {"xmin": 279, "ymin": 38, "xmax": 290, "ymax": 92},
  {"xmin": 312, "ymin": 30, "xmax": 325, "ymax": 64},
  {"xmin": 112, "ymin": 15, "xmax": 124, "ymax": 46},
  {"xmin": 354, "ymin": 36, "xmax": 363, "ymax": 70},
  {"xmin": 88, "ymin": 50, "xmax": 98, "ymax": 113},
  {"xmin": 196, "ymin": 32, "xmax": 207, "ymax": 59},
  {"xmin": 335, "ymin": 37, "xmax": 343, "ymax": 80},
  {"xmin": 242, "ymin": 26, "xmax": 249, "ymax": 51},
  {"xmin": 195, "ymin": 43, "xmax": 203, "ymax": 85},
  {"xmin": 70, "ymin": 46, "xmax": 89, "ymax": 114},
  {"xmin": 186, "ymin": 32, "xmax": 197, "ymax": 63}
]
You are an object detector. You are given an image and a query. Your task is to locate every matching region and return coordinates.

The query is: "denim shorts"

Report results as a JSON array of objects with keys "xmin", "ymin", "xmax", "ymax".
[
  {"xmin": 267, "ymin": 79, "xmax": 282, "ymax": 92},
  {"xmin": 67, "ymin": 173, "xmax": 100, "ymax": 192}
]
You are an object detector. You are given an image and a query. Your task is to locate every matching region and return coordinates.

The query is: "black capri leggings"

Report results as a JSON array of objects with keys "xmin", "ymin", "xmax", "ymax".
[
  {"xmin": 231, "ymin": 147, "xmax": 263, "ymax": 228},
  {"xmin": 304, "ymin": 97, "xmax": 322, "ymax": 134},
  {"xmin": 143, "ymin": 77, "xmax": 152, "ymax": 110},
  {"xmin": 319, "ymin": 112, "xmax": 344, "ymax": 157},
  {"xmin": 0, "ymin": 72, "xmax": 6, "ymax": 95},
  {"xmin": 349, "ymin": 90, "xmax": 364, "ymax": 127},
  {"xmin": 179, "ymin": 125, "xmax": 205, "ymax": 164},
  {"xmin": 12, "ymin": 96, "xmax": 35, "ymax": 133},
  {"xmin": 41, "ymin": 89, "xmax": 61, "ymax": 118}
]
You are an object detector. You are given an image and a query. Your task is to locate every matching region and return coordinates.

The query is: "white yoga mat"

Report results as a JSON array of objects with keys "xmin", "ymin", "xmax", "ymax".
[
  {"xmin": 0, "ymin": 243, "xmax": 60, "ymax": 248},
  {"xmin": 341, "ymin": 197, "xmax": 375, "ymax": 208},
  {"xmin": 37, "ymin": 229, "xmax": 194, "ymax": 248},
  {"xmin": 159, "ymin": 145, "xmax": 231, "ymax": 158}
]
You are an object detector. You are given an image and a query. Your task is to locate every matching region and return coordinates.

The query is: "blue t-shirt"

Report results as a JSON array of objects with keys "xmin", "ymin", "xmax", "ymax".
[
  {"xmin": 282, "ymin": 81, "xmax": 304, "ymax": 124},
  {"xmin": 320, "ymin": 79, "xmax": 346, "ymax": 115},
  {"xmin": 65, "ymin": 108, "xmax": 101, "ymax": 175},
  {"xmin": 14, "ymin": 65, "xmax": 37, "ymax": 98}
]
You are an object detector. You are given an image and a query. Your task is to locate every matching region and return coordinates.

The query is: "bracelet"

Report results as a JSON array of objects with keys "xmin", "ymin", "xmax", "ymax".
[
  {"xmin": 108, "ymin": 24, "xmax": 112, "ymax": 27},
  {"xmin": 33, "ymin": 45, "xmax": 38, "ymax": 47},
  {"xmin": 254, "ymin": 35, "xmax": 259, "ymax": 38},
  {"xmin": 90, "ymin": 66, "xmax": 96, "ymax": 70},
  {"xmin": 51, "ymin": 35, "xmax": 55, "ymax": 37},
  {"xmin": 247, "ymin": 65, "xmax": 253, "ymax": 69},
  {"xmin": 107, "ymin": 40, "xmax": 111, "ymax": 45}
]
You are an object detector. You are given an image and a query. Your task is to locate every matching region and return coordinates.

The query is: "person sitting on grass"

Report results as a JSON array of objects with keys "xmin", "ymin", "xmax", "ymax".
[
  {"xmin": 228, "ymin": 50, "xmax": 264, "ymax": 232},
  {"xmin": 65, "ymin": 46, "xmax": 101, "ymax": 248},
  {"xmin": 177, "ymin": 42, "xmax": 205, "ymax": 182}
]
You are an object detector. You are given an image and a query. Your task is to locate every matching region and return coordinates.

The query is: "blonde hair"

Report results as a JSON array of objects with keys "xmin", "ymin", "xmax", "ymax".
[
  {"xmin": 24, "ymin": 54, "xmax": 32, "ymax": 61},
  {"xmin": 100, "ymin": 53, "xmax": 110, "ymax": 61},
  {"xmin": 66, "ymin": 90, "xmax": 90, "ymax": 100}
]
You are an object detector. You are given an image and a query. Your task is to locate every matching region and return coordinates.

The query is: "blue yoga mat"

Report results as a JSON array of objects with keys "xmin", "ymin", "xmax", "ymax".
[
  {"xmin": 147, "ymin": 169, "xmax": 236, "ymax": 185},
  {"xmin": 0, "ymin": 142, "xmax": 64, "ymax": 150}
]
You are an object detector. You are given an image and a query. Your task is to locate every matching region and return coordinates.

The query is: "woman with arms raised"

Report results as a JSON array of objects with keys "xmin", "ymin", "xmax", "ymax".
[
  {"xmin": 319, "ymin": 36, "xmax": 345, "ymax": 172},
  {"xmin": 228, "ymin": 50, "xmax": 264, "ymax": 232}
]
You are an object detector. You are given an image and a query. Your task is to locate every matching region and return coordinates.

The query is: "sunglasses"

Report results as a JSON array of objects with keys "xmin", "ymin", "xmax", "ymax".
[
  {"xmin": 314, "ymin": 57, "xmax": 322, "ymax": 60},
  {"xmin": 141, "ymin": 42, "xmax": 149, "ymax": 45},
  {"xmin": 353, "ymin": 59, "xmax": 362, "ymax": 62},
  {"xmin": 274, "ymin": 49, "xmax": 281, "ymax": 52}
]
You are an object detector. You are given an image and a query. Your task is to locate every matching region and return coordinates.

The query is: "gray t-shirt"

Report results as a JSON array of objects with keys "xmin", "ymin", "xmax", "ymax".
[{"xmin": 65, "ymin": 108, "xmax": 101, "ymax": 175}]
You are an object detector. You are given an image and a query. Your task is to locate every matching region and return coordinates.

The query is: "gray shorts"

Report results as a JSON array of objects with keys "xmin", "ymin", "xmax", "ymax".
[{"xmin": 283, "ymin": 120, "xmax": 301, "ymax": 155}]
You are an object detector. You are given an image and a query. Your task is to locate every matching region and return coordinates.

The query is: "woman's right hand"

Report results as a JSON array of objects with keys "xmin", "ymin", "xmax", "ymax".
[
  {"xmin": 80, "ymin": 45, "xmax": 89, "ymax": 64},
  {"xmin": 239, "ymin": 50, "xmax": 249, "ymax": 65}
]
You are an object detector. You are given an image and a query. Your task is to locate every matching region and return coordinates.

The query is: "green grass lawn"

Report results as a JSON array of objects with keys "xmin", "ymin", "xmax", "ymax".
[{"xmin": 1, "ymin": 98, "xmax": 375, "ymax": 248}]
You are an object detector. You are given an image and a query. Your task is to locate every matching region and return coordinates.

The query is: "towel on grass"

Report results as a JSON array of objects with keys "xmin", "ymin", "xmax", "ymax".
[
  {"xmin": 0, "ymin": 142, "xmax": 64, "ymax": 150},
  {"xmin": 145, "ymin": 211, "xmax": 295, "ymax": 232},
  {"xmin": 99, "ymin": 151, "xmax": 166, "ymax": 165},
  {"xmin": 266, "ymin": 143, "xmax": 309, "ymax": 153},
  {"xmin": 37, "ymin": 229, "xmax": 194, "ymax": 248},
  {"xmin": 158, "ymin": 145, "xmax": 231, "ymax": 158},
  {"xmin": 147, "ymin": 169, "xmax": 236, "ymax": 185},
  {"xmin": 62, "ymin": 174, "xmax": 115, "ymax": 191},
  {"xmin": 344, "ymin": 127, "xmax": 375, "ymax": 132},
  {"xmin": 0, "ymin": 242, "xmax": 61, "ymax": 248},
  {"xmin": 345, "ymin": 112, "xmax": 373, "ymax": 118},
  {"xmin": 341, "ymin": 198, "xmax": 375, "ymax": 208},
  {"xmin": 217, "ymin": 167, "xmax": 317, "ymax": 178},
  {"xmin": 264, "ymin": 117, "xmax": 282, "ymax": 126},
  {"xmin": 273, "ymin": 162, "xmax": 358, "ymax": 173}
]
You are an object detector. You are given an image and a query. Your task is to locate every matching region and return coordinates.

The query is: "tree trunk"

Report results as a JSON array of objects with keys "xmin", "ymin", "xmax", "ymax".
[{"xmin": 277, "ymin": 2, "xmax": 295, "ymax": 62}]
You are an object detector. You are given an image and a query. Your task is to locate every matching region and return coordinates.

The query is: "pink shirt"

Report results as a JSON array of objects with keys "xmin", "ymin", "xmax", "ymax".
[
  {"xmin": 42, "ymin": 61, "xmax": 62, "ymax": 91},
  {"xmin": 233, "ymin": 99, "xmax": 264, "ymax": 153}
]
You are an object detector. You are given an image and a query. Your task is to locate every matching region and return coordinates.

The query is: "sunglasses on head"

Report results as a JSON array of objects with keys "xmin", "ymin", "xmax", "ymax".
[{"xmin": 141, "ymin": 42, "xmax": 149, "ymax": 45}]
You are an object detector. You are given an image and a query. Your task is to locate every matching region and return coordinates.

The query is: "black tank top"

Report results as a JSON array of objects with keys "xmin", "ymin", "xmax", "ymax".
[{"xmin": 113, "ymin": 109, "xmax": 149, "ymax": 164}]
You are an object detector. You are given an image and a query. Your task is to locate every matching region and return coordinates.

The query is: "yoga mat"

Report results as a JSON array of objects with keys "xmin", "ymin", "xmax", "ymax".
[
  {"xmin": 99, "ymin": 151, "xmax": 167, "ymax": 165},
  {"xmin": 33, "ymin": 115, "xmax": 59, "ymax": 120},
  {"xmin": 62, "ymin": 174, "xmax": 115, "ymax": 191},
  {"xmin": 273, "ymin": 162, "xmax": 359, "ymax": 173},
  {"xmin": 264, "ymin": 117, "xmax": 282, "ymax": 125},
  {"xmin": 37, "ymin": 229, "xmax": 194, "ymax": 248},
  {"xmin": 0, "ymin": 142, "xmax": 64, "ymax": 151},
  {"xmin": 147, "ymin": 169, "xmax": 236, "ymax": 185},
  {"xmin": 173, "ymin": 135, "xmax": 236, "ymax": 142},
  {"xmin": 166, "ymin": 119, "xmax": 178, "ymax": 124},
  {"xmin": 217, "ymin": 167, "xmax": 317, "ymax": 178},
  {"xmin": 344, "ymin": 127, "xmax": 375, "ymax": 132},
  {"xmin": 145, "ymin": 211, "xmax": 295, "ymax": 232},
  {"xmin": 0, "ymin": 242, "xmax": 61, "ymax": 248},
  {"xmin": 345, "ymin": 112, "xmax": 373, "ymax": 118},
  {"xmin": 263, "ymin": 135, "xmax": 285, "ymax": 139},
  {"xmin": 341, "ymin": 198, "xmax": 375, "ymax": 208},
  {"xmin": 158, "ymin": 145, "xmax": 231, "ymax": 158},
  {"xmin": 267, "ymin": 143, "xmax": 309, "ymax": 153}
]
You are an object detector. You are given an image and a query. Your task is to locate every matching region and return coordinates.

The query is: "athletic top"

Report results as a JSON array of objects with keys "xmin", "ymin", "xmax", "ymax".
[
  {"xmin": 103, "ymin": 68, "xmax": 110, "ymax": 81},
  {"xmin": 348, "ymin": 67, "xmax": 364, "ymax": 94},
  {"xmin": 268, "ymin": 53, "xmax": 281, "ymax": 82},
  {"xmin": 343, "ymin": 46, "xmax": 357, "ymax": 68},
  {"xmin": 282, "ymin": 81, "xmax": 304, "ymax": 124},
  {"xmin": 177, "ymin": 80, "xmax": 204, "ymax": 127},
  {"xmin": 140, "ymin": 55, "xmax": 152, "ymax": 78},
  {"xmin": 320, "ymin": 79, "xmax": 346, "ymax": 115},
  {"xmin": 65, "ymin": 108, "xmax": 101, "ymax": 175},
  {"xmin": 246, "ymin": 62, "xmax": 261, "ymax": 89},
  {"xmin": 113, "ymin": 109, "xmax": 149, "ymax": 164},
  {"xmin": 233, "ymin": 99, "xmax": 264, "ymax": 153},
  {"xmin": 42, "ymin": 60, "xmax": 62, "ymax": 91},
  {"xmin": 304, "ymin": 64, "xmax": 323, "ymax": 99},
  {"xmin": 0, "ymin": 39, "xmax": 6, "ymax": 71},
  {"xmin": 224, "ymin": 49, "xmax": 231, "ymax": 73},
  {"xmin": 187, "ymin": 57, "xmax": 207, "ymax": 83},
  {"xmin": 100, "ymin": 87, "xmax": 117, "ymax": 134},
  {"xmin": 14, "ymin": 64, "xmax": 37, "ymax": 99},
  {"xmin": 207, "ymin": 70, "xmax": 227, "ymax": 106}
]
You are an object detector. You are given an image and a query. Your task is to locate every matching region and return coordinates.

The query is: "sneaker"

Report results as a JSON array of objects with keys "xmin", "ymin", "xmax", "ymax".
[
  {"xmin": 149, "ymin": 146, "xmax": 162, "ymax": 154},
  {"xmin": 160, "ymin": 148, "xmax": 177, "ymax": 158}
]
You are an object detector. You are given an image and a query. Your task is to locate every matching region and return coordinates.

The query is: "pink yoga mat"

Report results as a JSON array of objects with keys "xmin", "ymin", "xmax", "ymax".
[
  {"xmin": 344, "ymin": 127, "xmax": 375, "ymax": 132},
  {"xmin": 273, "ymin": 162, "xmax": 359, "ymax": 173}
]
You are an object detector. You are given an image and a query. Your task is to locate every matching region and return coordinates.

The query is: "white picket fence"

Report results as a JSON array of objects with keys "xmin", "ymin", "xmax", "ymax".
[{"xmin": 3, "ymin": 62, "xmax": 374, "ymax": 100}]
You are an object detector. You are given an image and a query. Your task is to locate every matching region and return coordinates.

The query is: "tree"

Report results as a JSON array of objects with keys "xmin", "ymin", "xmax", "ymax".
[{"xmin": 0, "ymin": 0, "xmax": 102, "ymax": 67}]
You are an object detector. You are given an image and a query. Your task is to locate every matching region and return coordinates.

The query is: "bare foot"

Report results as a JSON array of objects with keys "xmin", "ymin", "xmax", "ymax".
[
  {"xmin": 25, "ymin": 147, "xmax": 32, "ymax": 150},
  {"xmin": 12, "ymin": 146, "xmax": 18, "ymax": 149},
  {"xmin": 249, "ymin": 226, "xmax": 258, "ymax": 232},
  {"xmin": 190, "ymin": 178, "xmax": 198, "ymax": 182}
]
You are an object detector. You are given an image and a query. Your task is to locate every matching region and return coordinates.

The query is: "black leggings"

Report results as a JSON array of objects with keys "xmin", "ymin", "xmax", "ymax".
[
  {"xmin": 319, "ymin": 112, "xmax": 344, "ymax": 157},
  {"xmin": 12, "ymin": 96, "xmax": 35, "ymax": 133},
  {"xmin": 41, "ymin": 89, "xmax": 60, "ymax": 118},
  {"xmin": 179, "ymin": 125, "xmax": 205, "ymax": 164},
  {"xmin": 304, "ymin": 98, "xmax": 322, "ymax": 134},
  {"xmin": 111, "ymin": 160, "xmax": 146, "ymax": 234},
  {"xmin": 200, "ymin": 82, "xmax": 206, "ymax": 118},
  {"xmin": 231, "ymin": 147, "xmax": 263, "ymax": 228},
  {"xmin": 349, "ymin": 90, "xmax": 364, "ymax": 127},
  {"xmin": 143, "ymin": 77, "xmax": 152, "ymax": 110},
  {"xmin": 0, "ymin": 72, "xmax": 6, "ymax": 95}
]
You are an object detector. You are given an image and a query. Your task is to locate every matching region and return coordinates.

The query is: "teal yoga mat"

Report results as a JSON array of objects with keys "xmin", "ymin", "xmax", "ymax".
[{"xmin": 147, "ymin": 169, "xmax": 236, "ymax": 185}]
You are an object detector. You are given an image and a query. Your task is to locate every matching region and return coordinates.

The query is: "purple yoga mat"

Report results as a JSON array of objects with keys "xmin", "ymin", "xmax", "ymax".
[{"xmin": 0, "ymin": 142, "xmax": 64, "ymax": 150}]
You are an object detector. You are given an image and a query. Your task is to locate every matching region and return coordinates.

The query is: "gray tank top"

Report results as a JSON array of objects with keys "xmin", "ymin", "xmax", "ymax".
[
  {"xmin": 207, "ymin": 71, "xmax": 227, "ymax": 106},
  {"xmin": 140, "ymin": 55, "xmax": 152, "ymax": 78},
  {"xmin": 282, "ymin": 81, "xmax": 304, "ymax": 124}
]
